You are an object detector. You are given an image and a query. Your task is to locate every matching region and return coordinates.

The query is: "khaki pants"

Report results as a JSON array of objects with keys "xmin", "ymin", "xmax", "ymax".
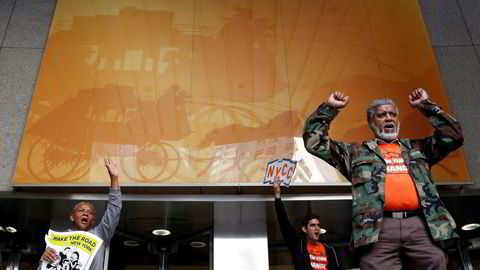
[{"xmin": 359, "ymin": 215, "xmax": 446, "ymax": 270}]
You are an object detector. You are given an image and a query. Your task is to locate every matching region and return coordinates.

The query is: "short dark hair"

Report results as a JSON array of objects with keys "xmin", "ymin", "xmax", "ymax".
[
  {"xmin": 301, "ymin": 213, "xmax": 321, "ymax": 228},
  {"xmin": 72, "ymin": 251, "xmax": 79, "ymax": 259}
]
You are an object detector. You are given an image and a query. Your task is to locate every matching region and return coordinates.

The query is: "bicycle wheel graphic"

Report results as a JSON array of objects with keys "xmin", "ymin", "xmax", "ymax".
[
  {"xmin": 121, "ymin": 142, "xmax": 181, "ymax": 182},
  {"xmin": 27, "ymin": 137, "xmax": 85, "ymax": 181}
]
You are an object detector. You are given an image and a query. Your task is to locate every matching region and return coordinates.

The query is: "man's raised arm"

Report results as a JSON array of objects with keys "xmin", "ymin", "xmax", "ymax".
[
  {"xmin": 302, "ymin": 91, "xmax": 352, "ymax": 178},
  {"xmin": 273, "ymin": 180, "xmax": 299, "ymax": 249},
  {"xmin": 93, "ymin": 158, "xmax": 122, "ymax": 242},
  {"xmin": 409, "ymin": 88, "xmax": 464, "ymax": 165}
]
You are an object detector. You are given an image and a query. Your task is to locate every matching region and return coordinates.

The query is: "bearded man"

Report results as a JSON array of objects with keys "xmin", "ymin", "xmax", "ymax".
[{"xmin": 302, "ymin": 88, "xmax": 463, "ymax": 269}]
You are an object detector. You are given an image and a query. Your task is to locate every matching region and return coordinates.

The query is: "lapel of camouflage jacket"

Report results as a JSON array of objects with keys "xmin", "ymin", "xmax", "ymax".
[
  {"xmin": 398, "ymin": 139, "xmax": 413, "ymax": 170},
  {"xmin": 363, "ymin": 139, "xmax": 384, "ymax": 162}
]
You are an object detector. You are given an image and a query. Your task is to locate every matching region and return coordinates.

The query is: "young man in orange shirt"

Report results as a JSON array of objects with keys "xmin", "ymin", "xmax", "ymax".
[{"xmin": 273, "ymin": 180, "xmax": 340, "ymax": 270}]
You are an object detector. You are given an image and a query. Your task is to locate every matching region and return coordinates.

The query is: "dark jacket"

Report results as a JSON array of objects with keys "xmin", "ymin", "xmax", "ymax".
[
  {"xmin": 303, "ymin": 100, "xmax": 463, "ymax": 248},
  {"xmin": 275, "ymin": 198, "xmax": 340, "ymax": 270}
]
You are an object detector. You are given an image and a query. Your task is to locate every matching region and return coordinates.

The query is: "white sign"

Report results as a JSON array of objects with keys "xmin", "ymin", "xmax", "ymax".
[
  {"xmin": 41, "ymin": 230, "xmax": 103, "ymax": 270},
  {"xmin": 263, "ymin": 159, "xmax": 297, "ymax": 186}
]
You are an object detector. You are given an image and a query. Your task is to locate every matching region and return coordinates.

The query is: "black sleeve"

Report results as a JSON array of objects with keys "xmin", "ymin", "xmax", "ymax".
[
  {"xmin": 274, "ymin": 198, "xmax": 300, "ymax": 251},
  {"xmin": 326, "ymin": 245, "xmax": 340, "ymax": 270}
]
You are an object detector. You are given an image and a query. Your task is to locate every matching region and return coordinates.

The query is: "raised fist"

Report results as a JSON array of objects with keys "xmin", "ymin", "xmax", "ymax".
[
  {"xmin": 408, "ymin": 88, "xmax": 429, "ymax": 108},
  {"xmin": 326, "ymin": 91, "xmax": 349, "ymax": 109}
]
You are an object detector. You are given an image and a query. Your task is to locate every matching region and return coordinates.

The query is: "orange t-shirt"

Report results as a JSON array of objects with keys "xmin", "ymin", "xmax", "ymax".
[
  {"xmin": 307, "ymin": 241, "xmax": 328, "ymax": 270},
  {"xmin": 379, "ymin": 143, "xmax": 420, "ymax": 211}
]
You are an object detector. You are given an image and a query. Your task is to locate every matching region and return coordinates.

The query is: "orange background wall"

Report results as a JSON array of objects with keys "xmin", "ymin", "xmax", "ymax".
[{"xmin": 14, "ymin": 0, "xmax": 470, "ymax": 186}]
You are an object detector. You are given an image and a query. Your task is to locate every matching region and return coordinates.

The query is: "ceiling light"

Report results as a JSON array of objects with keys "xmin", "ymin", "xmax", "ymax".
[
  {"xmin": 462, "ymin": 223, "xmax": 480, "ymax": 231},
  {"xmin": 5, "ymin": 226, "xmax": 17, "ymax": 233},
  {"xmin": 152, "ymin": 229, "xmax": 171, "ymax": 236},
  {"xmin": 0, "ymin": 226, "xmax": 4, "ymax": 232},
  {"xmin": 123, "ymin": 240, "xmax": 140, "ymax": 247},
  {"xmin": 320, "ymin": 228, "xmax": 327, "ymax": 234},
  {"xmin": 190, "ymin": 241, "xmax": 207, "ymax": 248}
]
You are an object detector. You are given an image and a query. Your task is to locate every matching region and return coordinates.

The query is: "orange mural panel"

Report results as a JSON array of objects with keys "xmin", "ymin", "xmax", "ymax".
[{"xmin": 13, "ymin": 0, "xmax": 470, "ymax": 186}]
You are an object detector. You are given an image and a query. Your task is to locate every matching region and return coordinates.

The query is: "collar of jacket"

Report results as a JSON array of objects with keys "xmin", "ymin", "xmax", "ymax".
[{"xmin": 363, "ymin": 139, "xmax": 413, "ymax": 158}]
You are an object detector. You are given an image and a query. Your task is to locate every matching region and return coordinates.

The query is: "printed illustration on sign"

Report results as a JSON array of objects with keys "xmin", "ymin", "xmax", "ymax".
[{"xmin": 41, "ymin": 230, "xmax": 103, "ymax": 270}]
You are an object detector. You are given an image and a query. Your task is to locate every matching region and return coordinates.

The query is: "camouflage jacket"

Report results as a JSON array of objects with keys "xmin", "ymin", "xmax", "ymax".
[{"xmin": 303, "ymin": 100, "xmax": 464, "ymax": 248}]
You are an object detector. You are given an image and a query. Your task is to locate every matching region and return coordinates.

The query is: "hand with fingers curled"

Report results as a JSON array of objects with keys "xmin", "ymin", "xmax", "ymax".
[
  {"xmin": 272, "ymin": 178, "xmax": 282, "ymax": 199},
  {"xmin": 326, "ymin": 91, "xmax": 349, "ymax": 109},
  {"xmin": 42, "ymin": 247, "xmax": 59, "ymax": 263},
  {"xmin": 408, "ymin": 88, "xmax": 429, "ymax": 108}
]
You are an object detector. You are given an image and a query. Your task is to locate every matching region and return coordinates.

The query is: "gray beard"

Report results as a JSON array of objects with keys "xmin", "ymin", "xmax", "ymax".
[{"xmin": 372, "ymin": 122, "xmax": 400, "ymax": 141}]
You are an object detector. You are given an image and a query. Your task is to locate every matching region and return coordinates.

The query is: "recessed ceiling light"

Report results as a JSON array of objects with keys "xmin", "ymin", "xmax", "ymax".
[
  {"xmin": 123, "ymin": 240, "xmax": 140, "ymax": 247},
  {"xmin": 152, "ymin": 229, "xmax": 171, "ymax": 236},
  {"xmin": 5, "ymin": 227, "xmax": 17, "ymax": 233},
  {"xmin": 462, "ymin": 223, "xmax": 480, "ymax": 231},
  {"xmin": 190, "ymin": 241, "xmax": 207, "ymax": 248},
  {"xmin": 320, "ymin": 228, "xmax": 327, "ymax": 234}
]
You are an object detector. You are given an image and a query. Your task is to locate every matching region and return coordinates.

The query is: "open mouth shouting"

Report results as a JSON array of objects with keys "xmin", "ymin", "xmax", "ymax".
[
  {"xmin": 383, "ymin": 122, "xmax": 396, "ymax": 133},
  {"xmin": 71, "ymin": 203, "xmax": 96, "ymax": 230},
  {"xmin": 80, "ymin": 216, "xmax": 90, "ymax": 224},
  {"xmin": 73, "ymin": 214, "xmax": 93, "ymax": 230}
]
